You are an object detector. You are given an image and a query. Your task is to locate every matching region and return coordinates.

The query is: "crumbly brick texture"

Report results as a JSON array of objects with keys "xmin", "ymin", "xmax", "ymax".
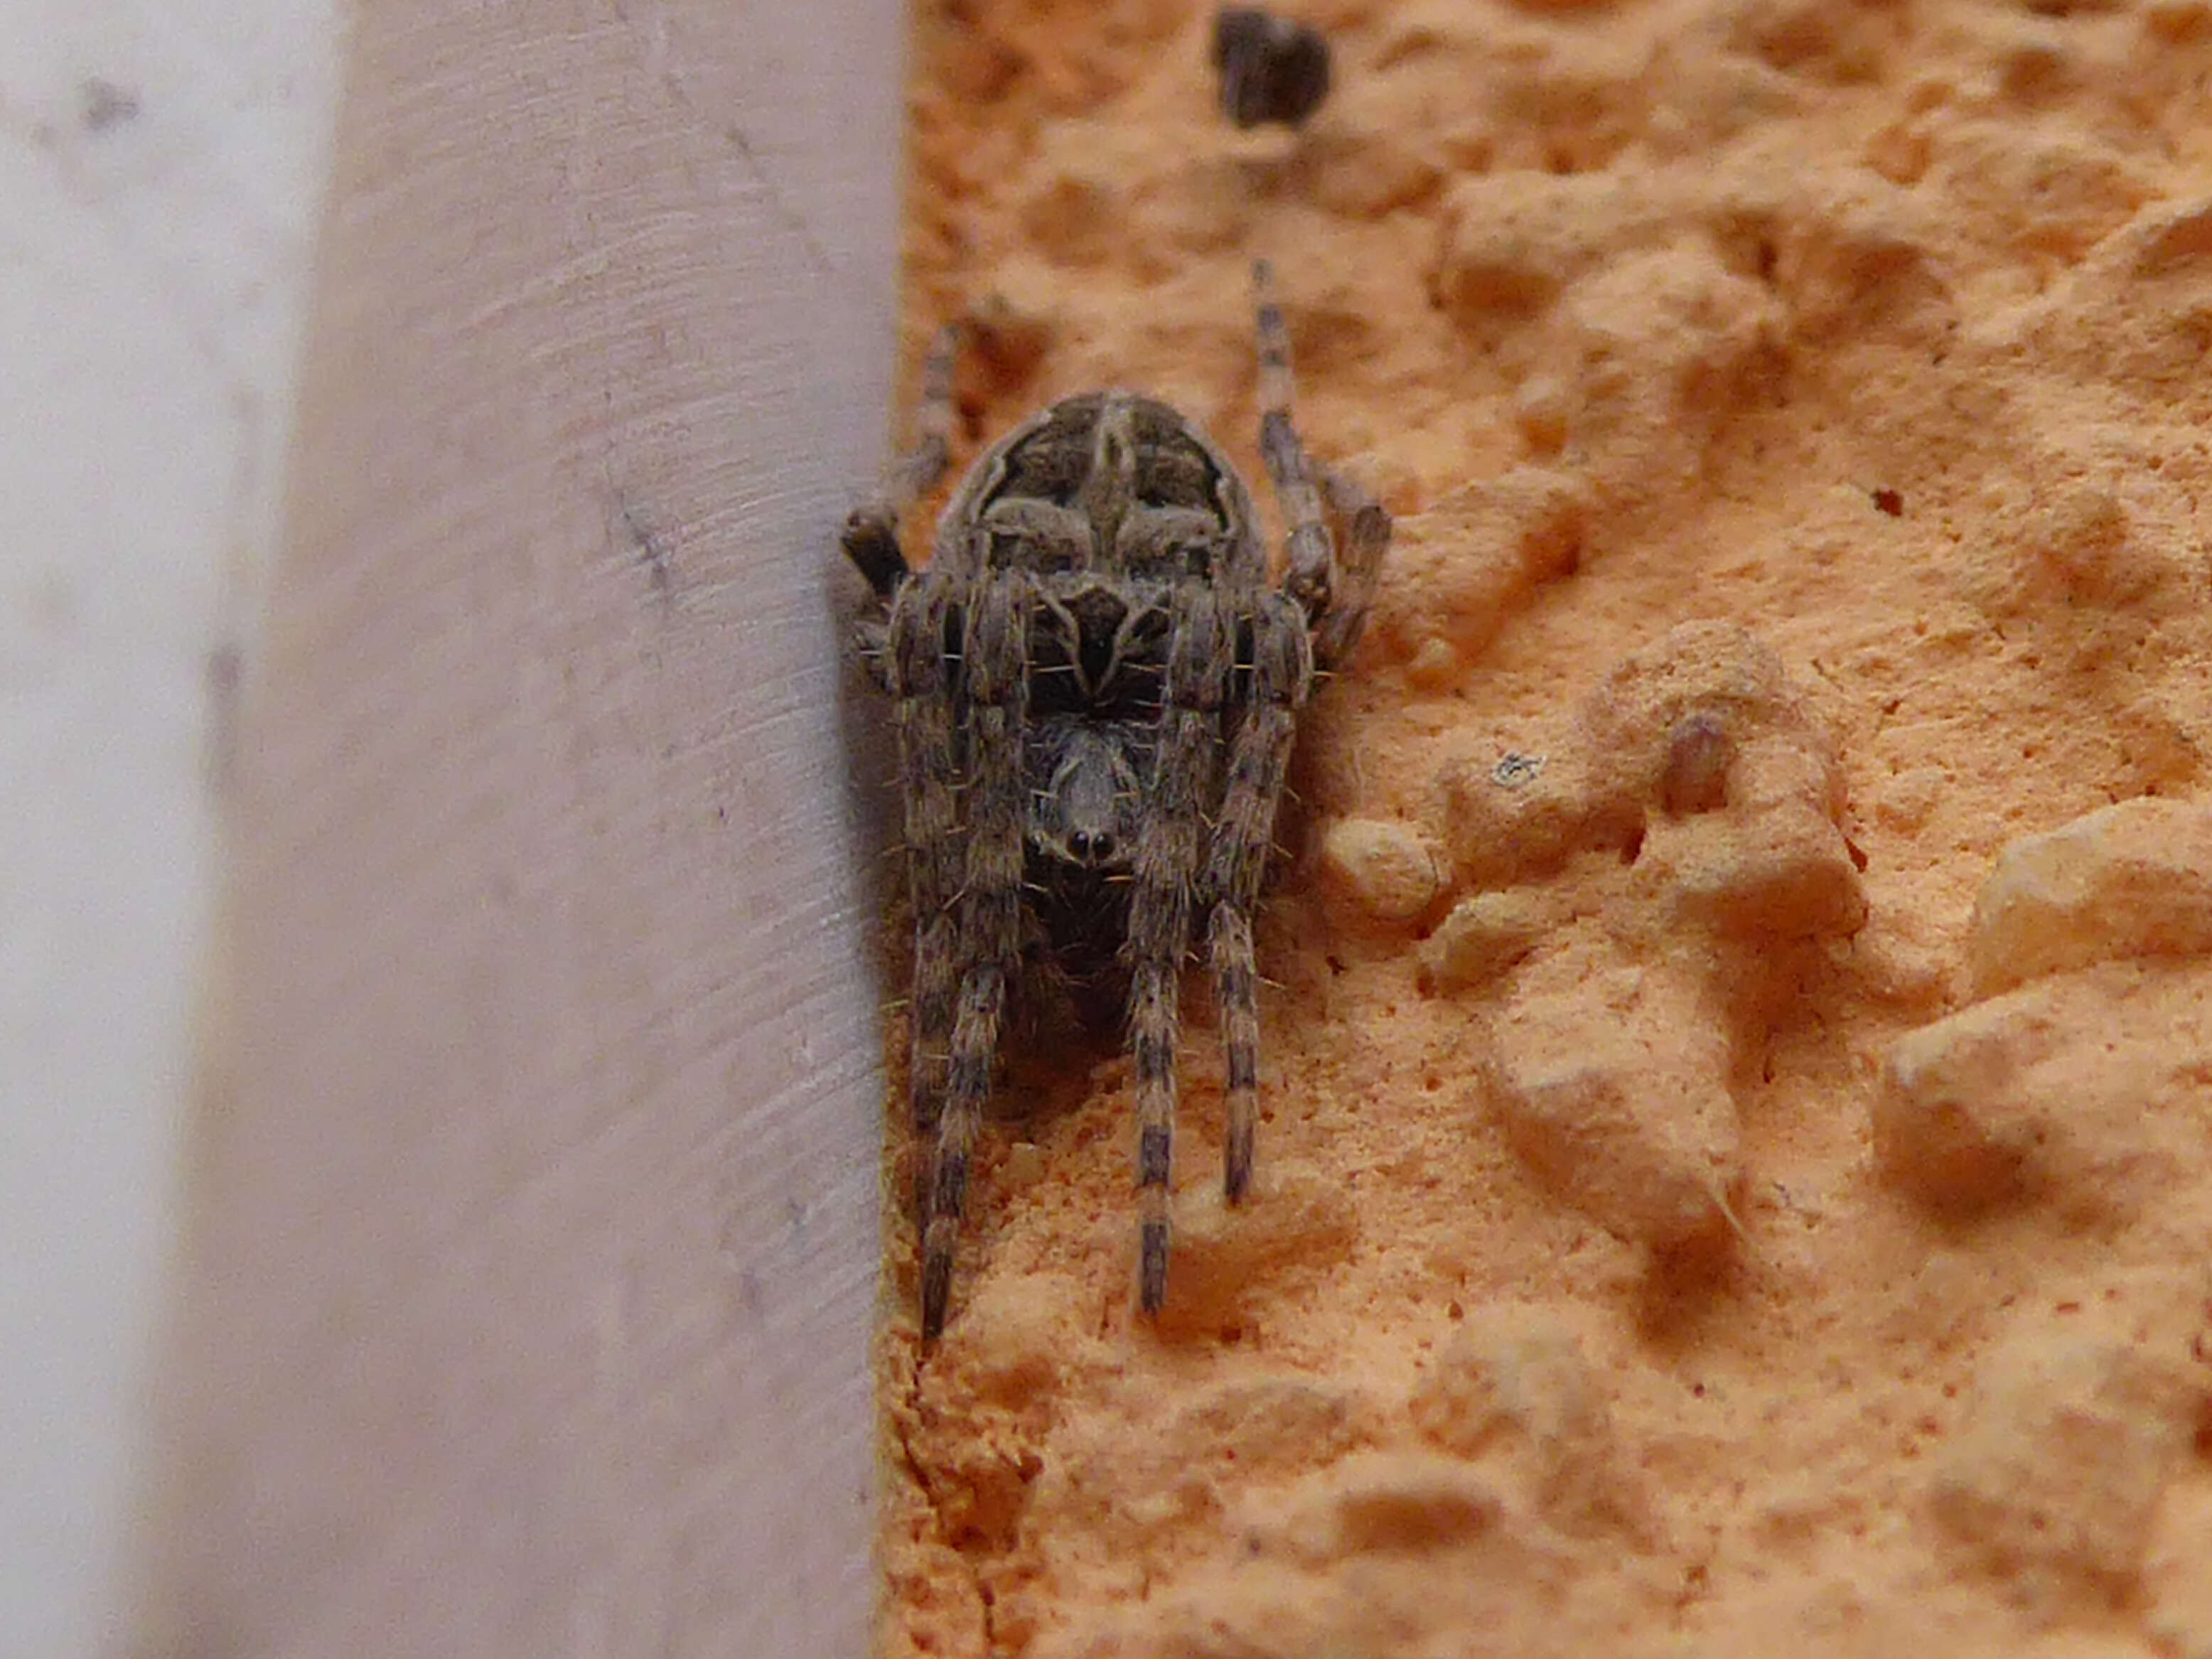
[{"xmin": 879, "ymin": 1, "xmax": 2212, "ymax": 1654}]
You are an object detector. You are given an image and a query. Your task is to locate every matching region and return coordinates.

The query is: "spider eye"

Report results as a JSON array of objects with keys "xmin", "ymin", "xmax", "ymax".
[{"xmin": 1066, "ymin": 829, "xmax": 1117, "ymax": 865}]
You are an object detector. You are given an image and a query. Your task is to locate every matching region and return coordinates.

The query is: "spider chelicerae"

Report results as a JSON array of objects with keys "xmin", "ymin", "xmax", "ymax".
[{"xmin": 842, "ymin": 263, "xmax": 1389, "ymax": 1342}]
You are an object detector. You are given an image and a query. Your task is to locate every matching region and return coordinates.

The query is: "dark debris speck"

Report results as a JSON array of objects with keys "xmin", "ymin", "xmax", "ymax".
[
  {"xmin": 81, "ymin": 79, "xmax": 141, "ymax": 131},
  {"xmin": 1212, "ymin": 6, "xmax": 1331, "ymax": 130}
]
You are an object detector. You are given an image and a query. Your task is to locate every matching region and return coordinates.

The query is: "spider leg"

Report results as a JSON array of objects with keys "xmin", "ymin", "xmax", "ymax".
[
  {"xmin": 886, "ymin": 573, "xmax": 962, "ymax": 1137},
  {"xmin": 1127, "ymin": 583, "xmax": 1228, "ymax": 1315},
  {"xmin": 1313, "ymin": 465, "xmax": 1392, "ymax": 674},
  {"xmin": 1252, "ymin": 261, "xmax": 1336, "ymax": 623},
  {"xmin": 852, "ymin": 615, "xmax": 894, "ymax": 693},
  {"xmin": 1252, "ymin": 263, "xmax": 1395, "ymax": 672},
  {"xmin": 1206, "ymin": 591, "xmax": 1313, "ymax": 1203},
  {"xmin": 861, "ymin": 324, "xmax": 967, "ymax": 1128},
  {"xmin": 920, "ymin": 570, "xmax": 1031, "ymax": 1343},
  {"xmin": 841, "ymin": 322, "xmax": 958, "ymax": 601}
]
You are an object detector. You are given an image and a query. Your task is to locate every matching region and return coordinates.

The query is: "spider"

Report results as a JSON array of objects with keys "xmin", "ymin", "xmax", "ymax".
[{"xmin": 842, "ymin": 262, "xmax": 1389, "ymax": 1342}]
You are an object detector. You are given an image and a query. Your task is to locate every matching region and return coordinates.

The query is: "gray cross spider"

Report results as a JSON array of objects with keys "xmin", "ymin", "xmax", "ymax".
[{"xmin": 842, "ymin": 263, "xmax": 1389, "ymax": 1342}]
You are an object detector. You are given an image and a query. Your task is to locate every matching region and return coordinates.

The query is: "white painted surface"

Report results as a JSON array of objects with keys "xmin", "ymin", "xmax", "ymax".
[
  {"xmin": 0, "ymin": 4, "xmax": 340, "ymax": 1656},
  {"xmin": 5, "ymin": 0, "xmax": 906, "ymax": 1653},
  {"xmin": 116, "ymin": 1, "xmax": 906, "ymax": 1655}
]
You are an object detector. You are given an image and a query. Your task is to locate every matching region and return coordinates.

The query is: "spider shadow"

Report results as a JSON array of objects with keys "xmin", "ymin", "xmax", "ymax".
[
  {"xmin": 828, "ymin": 554, "xmax": 907, "ymax": 1009},
  {"xmin": 1631, "ymin": 1228, "xmax": 1750, "ymax": 1355},
  {"xmin": 992, "ymin": 969, "xmax": 1137, "ymax": 1128}
]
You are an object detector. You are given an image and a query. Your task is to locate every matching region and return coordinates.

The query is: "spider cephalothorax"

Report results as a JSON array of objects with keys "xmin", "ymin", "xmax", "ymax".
[{"xmin": 843, "ymin": 264, "xmax": 1388, "ymax": 1341}]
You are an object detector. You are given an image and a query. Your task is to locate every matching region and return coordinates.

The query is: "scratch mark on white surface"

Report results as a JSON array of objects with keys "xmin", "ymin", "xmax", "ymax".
[
  {"xmin": 604, "ymin": 0, "xmax": 836, "ymax": 278},
  {"xmin": 716, "ymin": 121, "xmax": 837, "ymax": 278},
  {"xmin": 607, "ymin": 483, "xmax": 674, "ymax": 598},
  {"xmin": 451, "ymin": 228, "xmax": 662, "ymax": 334}
]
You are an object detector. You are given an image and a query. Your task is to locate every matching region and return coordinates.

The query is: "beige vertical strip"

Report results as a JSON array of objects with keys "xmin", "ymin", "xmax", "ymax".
[{"xmin": 132, "ymin": 0, "xmax": 904, "ymax": 1652}]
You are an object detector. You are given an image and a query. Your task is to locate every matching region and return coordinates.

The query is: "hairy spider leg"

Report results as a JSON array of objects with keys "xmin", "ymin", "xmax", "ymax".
[
  {"xmin": 841, "ymin": 323, "xmax": 958, "ymax": 606},
  {"xmin": 886, "ymin": 575, "xmax": 962, "ymax": 1137},
  {"xmin": 1127, "ymin": 582, "xmax": 1228, "ymax": 1314},
  {"xmin": 847, "ymin": 323, "xmax": 966, "ymax": 1133},
  {"xmin": 920, "ymin": 571, "xmax": 1032, "ymax": 1343},
  {"xmin": 1252, "ymin": 261, "xmax": 1338, "ymax": 625},
  {"xmin": 1312, "ymin": 466, "xmax": 1391, "ymax": 673},
  {"xmin": 1207, "ymin": 591, "xmax": 1311, "ymax": 1203},
  {"xmin": 1223, "ymin": 261, "xmax": 1387, "ymax": 1199}
]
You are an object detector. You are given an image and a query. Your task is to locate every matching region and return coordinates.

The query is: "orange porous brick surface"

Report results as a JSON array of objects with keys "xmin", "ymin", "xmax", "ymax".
[{"xmin": 874, "ymin": 2, "xmax": 2212, "ymax": 1653}]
